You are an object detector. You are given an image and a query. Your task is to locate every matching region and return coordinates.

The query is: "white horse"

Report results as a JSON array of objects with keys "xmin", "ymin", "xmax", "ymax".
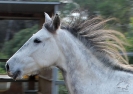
[{"xmin": 5, "ymin": 12, "xmax": 133, "ymax": 94}]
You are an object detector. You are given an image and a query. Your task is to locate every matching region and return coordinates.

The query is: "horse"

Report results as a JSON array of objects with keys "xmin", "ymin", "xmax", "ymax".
[{"xmin": 5, "ymin": 12, "xmax": 133, "ymax": 94}]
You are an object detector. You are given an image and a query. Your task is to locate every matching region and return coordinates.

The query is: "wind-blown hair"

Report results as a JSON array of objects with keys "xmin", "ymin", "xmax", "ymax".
[{"xmin": 61, "ymin": 10, "xmax": 129, "ymax": 68}]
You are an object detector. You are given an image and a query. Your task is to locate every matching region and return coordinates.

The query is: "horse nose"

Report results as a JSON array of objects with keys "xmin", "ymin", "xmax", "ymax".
[
  {"xmin": 5, "ymin": 63, "xmax": 14, "ymax": 77},
  {"xmin": 5, "ymin": 63, "xmax": 10, "ymax": 72}
]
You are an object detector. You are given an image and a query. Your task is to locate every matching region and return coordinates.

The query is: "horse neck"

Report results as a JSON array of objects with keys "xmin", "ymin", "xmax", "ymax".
[
  {"xmin": 55, "ymin": 29, "xmax": 117, "ymax": 94},
  {"xmin": 55, "ymin": 29, "xmax": 133, "ymax": 94}
]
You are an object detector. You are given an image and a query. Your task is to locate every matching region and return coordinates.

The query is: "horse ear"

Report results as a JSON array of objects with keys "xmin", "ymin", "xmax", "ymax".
[
  {"xmin": 44, "ymin": 12, "xmax": 52, "ymax": 23},
  {"xmin": 44, "ymin": 14, "xmax": 60, "ymax": 34},
  {"xmin": 52, "ymin": 14, "xmax": 60, "ymax": 30}
]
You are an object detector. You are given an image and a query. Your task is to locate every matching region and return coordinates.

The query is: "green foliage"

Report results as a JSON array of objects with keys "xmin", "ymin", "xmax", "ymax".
[
  {"xmin": 0, "ymin": 52, "xmax": 7, "ymax": 74},
  {"xmin": 34, "ymin": 0, "xmax": 59, "ymax": 1},
  {"xmin": 124, "ymin": 17, "xmax": 133, "ymax": 64},
  {"xmin": 0, "ymin": 53, "xmax": 7, "ymax": 59},
  {"xmin": 72, "ymin": 0, "xmax": 131, "ymax": 30},
  {"xmin": 97, "ymin": 0, "xmax": 130, "ymax": 24},
  {"xmin": 59, "ymin": 85, "xmax": 68, "ymax": 94},
  {"xmin": 129, "ymin": 17, "xmax": 133, "ymax": 32},
  {"xmin": 0, "ymin": 67, "xmax": 6, "ymax": 74},
  {"xmin": 125, "ymin": 17, "xmax": 133, "ymax": 52},
  {"xmin": 60, "ymin": 3, "xmax": 77, "ymax": 17},
  {"xmin": 0, "ymin": 62, "xmax": 6, "ymax": 74},
  {"xmin": 58, "ymin": 71, "xmax": 68, "ymax": 94},
  {"xmin": 0, "ymin": 53, "xmax": 7, "ymax": 74}
]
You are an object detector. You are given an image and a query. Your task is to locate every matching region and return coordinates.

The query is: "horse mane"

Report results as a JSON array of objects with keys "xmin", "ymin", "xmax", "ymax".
[{"xmin": 61, "ymin": 10, "xmax": 133, "ymax": 73}]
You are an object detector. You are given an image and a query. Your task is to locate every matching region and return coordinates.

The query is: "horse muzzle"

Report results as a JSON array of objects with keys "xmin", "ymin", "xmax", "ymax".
[
  {"xmin": 7, "ymin": 70, "xmax": 21, "ymax": 80},
  {"xmin": 5, "ymin": 63, "xmax": 21, "ymax": 80}
]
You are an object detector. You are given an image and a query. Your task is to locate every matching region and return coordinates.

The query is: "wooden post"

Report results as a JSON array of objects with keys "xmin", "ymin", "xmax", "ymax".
[
  {"xmin": 28, "ymin": 76, "xmax": 35, "ymax": 90},
  {"xmin": 38, "ymin": 69, "xmax": 52, "ymax": 94}
]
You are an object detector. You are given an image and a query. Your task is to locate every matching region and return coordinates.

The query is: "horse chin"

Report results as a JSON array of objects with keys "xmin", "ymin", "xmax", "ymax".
[{"xmin": 8, "ymin": 70, "xmax": 22, "ymax": 80}]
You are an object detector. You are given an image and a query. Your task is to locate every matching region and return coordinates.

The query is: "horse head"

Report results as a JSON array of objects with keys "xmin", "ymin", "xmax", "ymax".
[{"xmin": 5, "ymin": 13, "xmax": 63, "ymax": 80}]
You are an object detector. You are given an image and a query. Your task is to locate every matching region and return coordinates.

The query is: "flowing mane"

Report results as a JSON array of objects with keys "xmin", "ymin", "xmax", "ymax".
[{"xmin": 61, "ymin": 11, "xmax": 133, "ymax": 73}]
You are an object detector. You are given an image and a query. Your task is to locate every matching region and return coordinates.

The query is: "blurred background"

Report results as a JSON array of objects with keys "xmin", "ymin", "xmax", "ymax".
[{"xmin": 0, "ymin": 0, "xmax": 133, "ymax": 94}]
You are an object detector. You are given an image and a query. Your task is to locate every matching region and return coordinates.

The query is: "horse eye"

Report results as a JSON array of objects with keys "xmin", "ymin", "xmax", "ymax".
[{"xmin": 34, "ymin": 38, "xmax": 41, "ymax": 43}]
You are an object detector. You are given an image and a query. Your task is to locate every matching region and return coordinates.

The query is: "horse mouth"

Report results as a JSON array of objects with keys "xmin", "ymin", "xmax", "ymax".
[
  {"xmin": 13, "ymin": 70, "xmax": 21, "ymax": 80},
  {"xmin": 7, "ymin": 70, "xmax": 21, "ymax": 80}
]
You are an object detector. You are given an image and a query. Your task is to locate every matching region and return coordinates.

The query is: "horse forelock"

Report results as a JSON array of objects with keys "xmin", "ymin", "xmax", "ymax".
[{"xmin": 60, "ymin": 11, "xmax": 133, "ymax": 73}]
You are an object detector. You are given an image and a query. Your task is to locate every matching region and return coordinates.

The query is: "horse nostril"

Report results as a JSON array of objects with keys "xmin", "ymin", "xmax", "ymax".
[{"xmin": 6, "ymin": 63, "xmax": 9, "ymax": 71}]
